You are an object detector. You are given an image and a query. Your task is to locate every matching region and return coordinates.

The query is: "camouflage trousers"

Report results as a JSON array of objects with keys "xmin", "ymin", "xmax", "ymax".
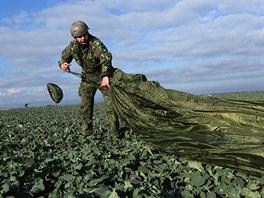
[{"xmin": 78, "ymin": 81, "xmax": 119, "ymax": 136}]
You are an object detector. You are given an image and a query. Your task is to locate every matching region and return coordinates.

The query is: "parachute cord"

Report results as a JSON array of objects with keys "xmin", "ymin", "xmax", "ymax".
[
  {"xmin": 69, "ymin": 71, "xmax": 98, "ymax": 85},
  {"xmin": 69, "ymin": 71, "xmax": 82, "ymax": 78}
]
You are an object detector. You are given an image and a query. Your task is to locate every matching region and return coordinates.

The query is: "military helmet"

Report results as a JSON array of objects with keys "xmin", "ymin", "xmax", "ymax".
[{"xmin": 71, "ymin": 21, "xmax": 89, "ymax": 38}]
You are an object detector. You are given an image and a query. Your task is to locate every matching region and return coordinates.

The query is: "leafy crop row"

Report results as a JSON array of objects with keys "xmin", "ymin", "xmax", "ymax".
[
  {"xmin": 1, "ymin": 92, "xmax": 264, "ymax": 197},
  {"xmin": 208, "ymin": 91, "xmax": 264, "ymax": 102}
]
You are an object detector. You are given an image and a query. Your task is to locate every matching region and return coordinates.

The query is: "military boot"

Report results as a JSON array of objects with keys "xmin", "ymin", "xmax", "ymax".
[
  {"xmin": 82, "ymin": 122, "xmax": 93, "ymax": 136},
  {"xmin": 82, "ymin": 129, "xmax": 93, "ymax": 136},
  {"xmin": 110, "ymin": 130, "xmax": 120, "ymax": 138},
  {"xmin": 109, "ymin": 120, "xmax": 120, "ymax": 138}
]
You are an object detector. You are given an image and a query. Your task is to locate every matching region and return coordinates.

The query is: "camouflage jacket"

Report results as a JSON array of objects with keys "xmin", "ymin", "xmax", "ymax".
[{"xmin": 58, "ymin": 34, "xmax": 113, "ymax": 81}]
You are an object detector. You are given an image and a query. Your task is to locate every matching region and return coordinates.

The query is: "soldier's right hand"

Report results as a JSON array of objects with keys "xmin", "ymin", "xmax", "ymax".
[{"xmin": 60, "ymin": 63, "xmax": 71, "ymax": 72}]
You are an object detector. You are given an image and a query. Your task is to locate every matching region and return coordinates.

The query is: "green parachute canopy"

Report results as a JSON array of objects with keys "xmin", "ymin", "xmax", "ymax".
[
  {"xmin": 47, "ymin": 83, "xmax": 63, "ymax": 103},
  {"xmin": 109, "ymin": 69, "xmax": 264, "ymax": 176},
  {"xmin": 67, "ymin": 69, "xmax": 264, "ymax": 176}
]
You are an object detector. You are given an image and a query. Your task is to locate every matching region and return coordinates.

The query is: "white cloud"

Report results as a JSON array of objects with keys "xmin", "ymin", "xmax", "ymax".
[
  {"xmin": 0, "ymin": 88, "xmax": 25, "ymax": 97},
  {"xmin": 1, "ymin": 0, "xmax": 263, "ymax": 108},
  {"xmin": 218, "ymin": 0, "xmax": 262, "ymax": 14}
]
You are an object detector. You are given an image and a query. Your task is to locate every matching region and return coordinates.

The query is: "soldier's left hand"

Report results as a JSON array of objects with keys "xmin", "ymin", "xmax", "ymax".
[{"xmin": 100, "ymin": 76, "xmax": 110, "ymax": 89}]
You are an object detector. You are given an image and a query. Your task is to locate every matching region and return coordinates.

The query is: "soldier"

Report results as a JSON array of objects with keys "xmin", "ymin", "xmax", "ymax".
[{"xmin": 58, "ymin": 21, "xmax": 120, "ymax": 137}]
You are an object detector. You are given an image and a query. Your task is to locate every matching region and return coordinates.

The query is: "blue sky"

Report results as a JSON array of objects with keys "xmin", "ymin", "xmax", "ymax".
[{"xmin": 1, "ymin": 0, "xmax": 263, "ymax": 109}]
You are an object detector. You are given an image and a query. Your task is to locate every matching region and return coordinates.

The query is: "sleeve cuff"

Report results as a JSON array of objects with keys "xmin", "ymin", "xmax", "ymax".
[
  {"xmin": 100, "ymin": 72, "xmax": 109, "ymax": 78},
  {"xmin": 58, "ymin": 59, "xmax": 65, "ymax": 67}
]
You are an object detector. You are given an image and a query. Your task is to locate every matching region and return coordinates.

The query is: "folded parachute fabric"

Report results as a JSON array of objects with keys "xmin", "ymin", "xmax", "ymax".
[
  {"xmin": 47, "ymin": 83, "xmax": 63, "ymax": 104},
  {"xmin": 110, "ymin": 69, "xmax": 264, "ymax": 176}
]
